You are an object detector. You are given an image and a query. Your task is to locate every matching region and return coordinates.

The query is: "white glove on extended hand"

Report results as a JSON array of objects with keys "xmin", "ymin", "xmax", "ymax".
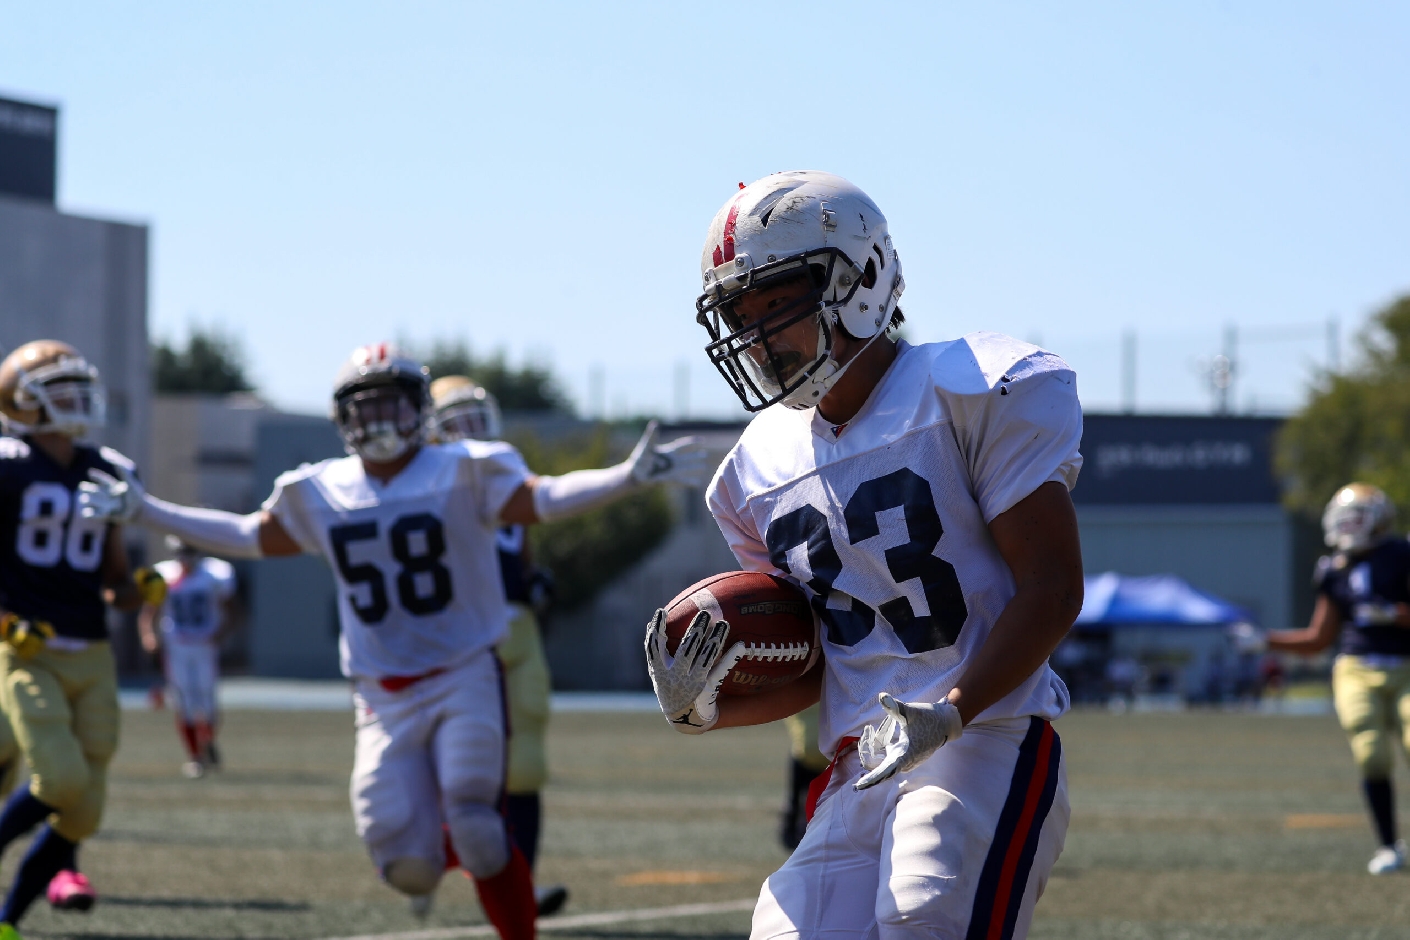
[
  {"xmin": 627, "ymin": 421, "xmax": 712, "ymax": 487},
  {"xmin": 1228, "ymin": 621, "xmax": 1269, "ymax": 654},
  {"xmin": 854, "ymin": 693, "xmax": 964, "ymax": 790},
  {"xmin": 76, "ymin": 464, "xmax": 145, "ymax": 524},
  {"xmin": 644, "ymin": 608, "xmax": 745, "ymax": 734}
]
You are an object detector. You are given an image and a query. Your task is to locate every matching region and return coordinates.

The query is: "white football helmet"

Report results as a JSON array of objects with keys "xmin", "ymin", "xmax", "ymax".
[
  {"xmin": 429, "ymin": 375, "xmax": 502, "ymax": 442},
  {"xmin": 1323, "ymin": 483, "xmax": 1395, "ymax": 553},
  {"xmin": 331, "ymin": 343, "xmax": 431, "ymax": 462},
  {"xmin": 696, "ymin": 171, "xmax": 904, "ymax": 412}
]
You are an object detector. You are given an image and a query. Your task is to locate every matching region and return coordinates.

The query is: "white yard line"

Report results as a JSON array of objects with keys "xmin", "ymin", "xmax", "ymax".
[{"xmin": 318, "ymin": 897, "xmax": 756, "ymax": 940}]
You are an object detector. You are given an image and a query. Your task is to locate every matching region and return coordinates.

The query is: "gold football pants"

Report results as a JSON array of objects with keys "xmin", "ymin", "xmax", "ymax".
[
  {"xmin": 497, "ymin": 604, "xmax": 550, "ymax": 795},
  {"xmin": 1332, "ymin": 655, "xmax": 1410, "ymax": 780},
  {"xmin": 0, "ymin": 699, "xmax": 20, "ymax": 793},
  {"xmin": 0, "ymin": 643, "xmax": 119, "ymax": 841}
]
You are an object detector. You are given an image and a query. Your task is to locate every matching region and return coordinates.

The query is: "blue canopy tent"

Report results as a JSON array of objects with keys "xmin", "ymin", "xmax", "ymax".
[
  {"xmin": 1059, "ymin": 572, "xmax": 1257, "ymax": 704},
  {"xmin": 1076, "ymin": 572, "xmax": 1255, "ymax": 627}
]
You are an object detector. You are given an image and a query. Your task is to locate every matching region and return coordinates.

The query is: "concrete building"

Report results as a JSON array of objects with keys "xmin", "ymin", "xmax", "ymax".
[{"xmin": 0, "ymin": 198, "xmax": 149, "ymax": 477}]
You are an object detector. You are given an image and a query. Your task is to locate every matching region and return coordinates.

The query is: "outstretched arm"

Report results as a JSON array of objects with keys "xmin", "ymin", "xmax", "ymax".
[
  {"xmin": 1267, "ymin": 596, "xmax": 1341, "ymax": 655},
  {"xmin": 499, "ymin": 421, "xmax": 711, "ymax": 526},
  {"xmin": 77, "ymin": 465, "xmax": 302, "ymax": 558}
]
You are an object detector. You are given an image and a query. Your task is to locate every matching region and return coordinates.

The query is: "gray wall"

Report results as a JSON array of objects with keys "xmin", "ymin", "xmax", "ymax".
[
  {"xmin": 0, "ymin": 195, "xmax": 149, "ymax": 481},
  {"xmin": 1075, "ymin": 504, "xmax": 1294, "ymax": 630}
]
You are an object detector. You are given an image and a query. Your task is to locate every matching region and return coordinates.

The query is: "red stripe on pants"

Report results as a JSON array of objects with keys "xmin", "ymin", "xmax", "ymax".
[{"xmin": 984, "ymin": 721, "xmax": 1055, "ymax": 940}]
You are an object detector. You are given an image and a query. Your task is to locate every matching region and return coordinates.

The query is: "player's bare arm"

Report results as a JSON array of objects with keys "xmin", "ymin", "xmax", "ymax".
[
  {"xmin": 99, "ymin": 524, "xmax": 143, "ymax": 611},
  {"xmin": 946, "ymin": 480, "xmax": 1084, "ymax": 725},
  {"xmin": 1266, "ymin": 595, "xmax": 1342, "ymax": 654},
  {"xmin": 136, "ymin": 600, "xmax": 161, "ymax": 655},
  {"xmin": 713, "ymin": 659, "xmax": 824, "ymax": 729}
]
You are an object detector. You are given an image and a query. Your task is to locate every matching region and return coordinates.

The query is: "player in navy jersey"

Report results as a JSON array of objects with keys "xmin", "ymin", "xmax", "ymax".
[
  {"xmin": 0, "ymin": 340, "xmax": 167, "ymax": 940},
  {"xmin": 81, "ymin": 344, "xmax": 708, "ymax": 936},
  {"xmin": 1261, "ymin": 484, "xmax": 1410, "ymax": 873},
  {"xmin": 648, "ymin": 172, "xmax": 1084, "ymax": 938}
]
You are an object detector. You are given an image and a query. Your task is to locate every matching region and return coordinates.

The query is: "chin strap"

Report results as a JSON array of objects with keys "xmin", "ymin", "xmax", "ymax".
[{"xmin": 788, "ymin": 321, "xmax": 892, "ymax": 412}]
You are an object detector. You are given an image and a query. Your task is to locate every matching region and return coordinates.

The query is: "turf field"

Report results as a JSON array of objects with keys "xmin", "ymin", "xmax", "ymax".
[{"xmin": 9, "ymin": 706, "xmax": 1410, "ymax": 939}]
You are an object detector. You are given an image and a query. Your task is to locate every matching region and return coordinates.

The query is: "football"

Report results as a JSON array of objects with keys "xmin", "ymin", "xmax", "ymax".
[{"xmin": 663, "ymin": 571, "xmax": 820, "ymax": 696}]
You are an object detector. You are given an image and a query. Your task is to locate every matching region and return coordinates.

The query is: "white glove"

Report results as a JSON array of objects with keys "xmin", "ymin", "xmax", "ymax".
[
  {"xmin": 644, "ymin": 608, "xmax": 745, "ymax": 734},
  {"xmin": 627, "ymin": 421, "xmax": 712, "ymax": 487},
  {"xmin": 76, "ymin": 464, "xmax": 145, "ymax": 524},
  {"xmin": 854, "ymin": 693, "xmax": 963, "ymax": 791},
  {"xmin": 1228, "ymin": 621, "xmax": 1269, "ymax": 654}
]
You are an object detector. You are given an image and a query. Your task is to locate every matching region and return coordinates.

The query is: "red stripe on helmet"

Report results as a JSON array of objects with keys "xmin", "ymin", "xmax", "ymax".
[{"xmin": 721, "ymin": 203, "xmax": 741, "ymax": 264}]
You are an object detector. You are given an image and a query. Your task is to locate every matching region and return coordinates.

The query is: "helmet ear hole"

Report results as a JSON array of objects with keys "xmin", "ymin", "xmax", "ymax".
[{"xmin": 862, "ymin": 258, "xmax": 877, "ymax": 290}]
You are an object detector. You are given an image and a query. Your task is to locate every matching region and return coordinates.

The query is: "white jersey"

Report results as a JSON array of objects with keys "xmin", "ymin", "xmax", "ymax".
[
  {"xmin": 708, "ymin": 334, "xmax": 1083, "ymax": 756},
  {"xmin": 262, "ymin": 440, "xmax": 530, "ymax": 681},
  {"xmin": 153, "ymin": 557, "xmax": 236, "ymax": 644}
]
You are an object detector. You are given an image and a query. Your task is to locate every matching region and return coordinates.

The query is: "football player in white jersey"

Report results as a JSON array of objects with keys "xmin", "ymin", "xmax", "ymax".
[
  {"xmin": 139, "ymin": 536, "xmax": 237, "ymax": 778},
  {"xmin": 645, "ymin": 172, "xmax": 1085, "ymax": 939},
  {"xmin": 80, "ymin": 343, "xmax": 708, "ymax": 938}
]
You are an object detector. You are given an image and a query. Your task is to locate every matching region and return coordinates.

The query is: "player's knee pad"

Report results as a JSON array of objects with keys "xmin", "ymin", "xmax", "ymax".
[
  {"xmin": 1349, "ymin": 728, "xmax": 1394, "ymax": 779},
  {"xmin": 444, "ymin": 801, "xmax": 509, "ymax": 879},
  {"xmin": 383, "ymin": 857, "xmax": 443, "ymax": 897}
]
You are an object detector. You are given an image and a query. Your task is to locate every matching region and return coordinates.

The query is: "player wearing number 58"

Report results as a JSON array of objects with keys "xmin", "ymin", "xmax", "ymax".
[
  {"xmin": 0, "ymin": 340, "xmax": 168, "ymax": 938},
  {"xmin": 77, "ymin": 342, "xmax": 709, "ymax": 938},
  {"xmin": 647, "ymin": 172, "xmax": 1085, "ymax": 939}
]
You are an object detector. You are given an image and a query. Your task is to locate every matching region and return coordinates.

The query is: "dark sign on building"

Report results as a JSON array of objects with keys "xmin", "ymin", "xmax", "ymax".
[
  {"xmin": 1074, "ymin": 414, "xmax": 1283, "ymax": 505},
  {"xmin": 0, "ymin": 96, "xmax": 57, "ymax": 204}
]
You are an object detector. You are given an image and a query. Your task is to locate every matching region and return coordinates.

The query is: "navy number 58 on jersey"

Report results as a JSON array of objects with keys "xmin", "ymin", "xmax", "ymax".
[{"xmin": 329, "ymin": 513, "xmax": 454, "ymax": 623}]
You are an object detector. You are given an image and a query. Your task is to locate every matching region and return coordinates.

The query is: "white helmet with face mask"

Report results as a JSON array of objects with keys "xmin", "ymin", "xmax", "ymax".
[
  {"xmin": 696, "ymin": 171, "xmax": 904, "ymax": 412},
  {"xmin": 331, "ymin": 343, "xmax": 431, "ymax": 462}
]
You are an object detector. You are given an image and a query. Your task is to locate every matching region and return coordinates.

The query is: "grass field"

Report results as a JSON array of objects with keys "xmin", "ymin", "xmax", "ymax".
[{"xmin": 8, "ymin": 706, "xmax": 1410, "ymax": 939}]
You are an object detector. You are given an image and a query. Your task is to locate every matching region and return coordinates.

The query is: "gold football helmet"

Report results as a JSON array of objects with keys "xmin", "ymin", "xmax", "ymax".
[
  {"xmin": 0, "ymin": 340, "xmax": 106, "ymax": 436},
  {"xmin": 1323, "ymin": 483, "xmax": 1395, "ymax": 552},
  {"xmin": 429, "ymin": 375, "xmax": 502, "ymax": 442}
]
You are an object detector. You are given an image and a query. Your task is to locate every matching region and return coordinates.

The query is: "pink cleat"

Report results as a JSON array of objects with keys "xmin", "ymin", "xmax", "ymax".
[{"xmin": 47, "ymin": 870, "xmax": 96, "ymax": 913}]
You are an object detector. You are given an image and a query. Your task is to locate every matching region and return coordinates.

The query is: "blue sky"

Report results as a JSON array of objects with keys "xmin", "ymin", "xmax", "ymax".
[{"xmin": 4, "ymin": 2, "xmax": 1406, "ymax": 418}]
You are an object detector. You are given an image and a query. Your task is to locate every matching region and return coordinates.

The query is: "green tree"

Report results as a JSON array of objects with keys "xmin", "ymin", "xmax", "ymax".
[
  {"xmin": 1278, "ymin": 293, "xmax": 1410, "ymax": 520},
  {"xmin": 153, "ymin": 328, "xmax": 254, "ymax": 394},
  {"xmin": 512, "ymin": 424, "xmax": 673, "ymax": 612},
  {"xmin": 419, "ymin": 339, "xmax": 571, "ymax": 413}
]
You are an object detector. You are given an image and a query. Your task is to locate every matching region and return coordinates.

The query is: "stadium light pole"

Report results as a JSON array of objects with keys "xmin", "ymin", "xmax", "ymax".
[{"xmin": 1120, "ymin": 328, "xmax": 1137, "ymax": 414}]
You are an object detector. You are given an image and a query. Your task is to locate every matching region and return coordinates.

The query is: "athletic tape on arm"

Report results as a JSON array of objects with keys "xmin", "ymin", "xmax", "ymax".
[
  {"xmin": 530, "ymin": 462, "xmax": 636, "ymax": 523},
  {"xmin": 140, "ymin": 494, "xmax": 264, "ymax": 559}
]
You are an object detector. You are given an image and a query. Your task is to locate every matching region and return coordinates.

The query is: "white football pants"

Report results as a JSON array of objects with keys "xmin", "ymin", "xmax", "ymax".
[
  {"xmin": 351, "ymin": 649, "xmax": 510, "ymax": 880},
  {"xmin": 754, "ymin": 716, "xmax": 1068, "ymax": 940},
  {"xmin": 165, "ymin": 639, "xmax": 219, "ymax": 724}
]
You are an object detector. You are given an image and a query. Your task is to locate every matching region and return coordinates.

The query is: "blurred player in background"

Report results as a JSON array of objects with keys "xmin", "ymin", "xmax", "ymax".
[
  {"xmin": 429, "ymin": 375, "xmax": 705, "ymax": 916},
  {"xmin": 647, "ymin": 172, "xmax": 1084, "ymax": 938},
  {"xmin": 1258, "ymin": 484, "xmax": 1410, "ymax": 874},
  {"xmin": 139, "ymin": 536, "xmax": 237, "ymax": 778},
  {"xmin": 82, "ymin": 343, "xmax": 705, "ymax": 938},
  {"xmin": 778, "ymin": 704, "xmax": 827, "ymax": 851},
  {"xmin": 0, "ymin": 341, "xmax": 167, "ymax": 939}
]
